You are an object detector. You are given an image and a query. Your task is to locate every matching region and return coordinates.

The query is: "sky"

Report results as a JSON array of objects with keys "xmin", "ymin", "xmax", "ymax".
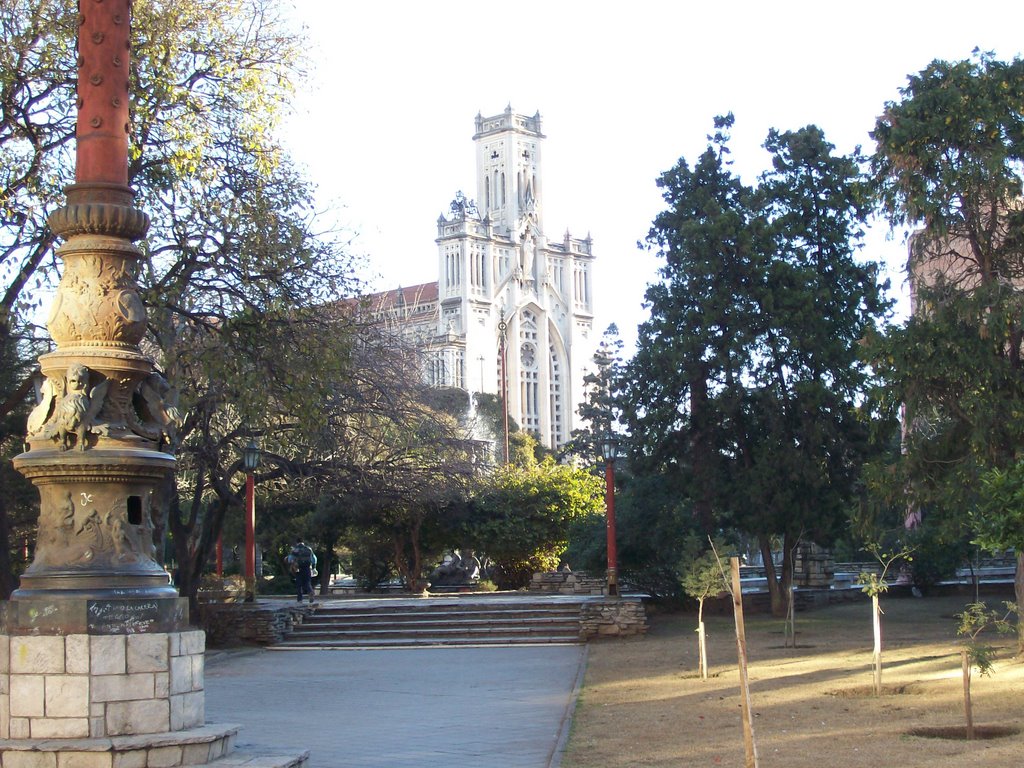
[{"xmin": 281, "ymin": 0, "xmax": 1024, "ymax": 353}]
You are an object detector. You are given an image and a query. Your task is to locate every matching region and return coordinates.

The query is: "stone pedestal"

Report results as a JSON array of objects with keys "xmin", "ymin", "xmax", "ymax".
[
  {"xmin": 0, "ymin": 597, "xmax": 245, "ymax": 767},
  {"xmin": 0, "ymin": 623, "xmax": 202, "ymax": 740},
  {"xmin": 0, "ymin": 601, "xmax": 304, "ymax": 766},
  {"xmin": 794, "ymin": 542, "xmax": 835, "ymax": 588}
]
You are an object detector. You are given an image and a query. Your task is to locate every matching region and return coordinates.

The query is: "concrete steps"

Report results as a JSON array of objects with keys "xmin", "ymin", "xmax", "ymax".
[{"xmin": 273, "ymin": 597, "xmax": 587, "ymax": 649}]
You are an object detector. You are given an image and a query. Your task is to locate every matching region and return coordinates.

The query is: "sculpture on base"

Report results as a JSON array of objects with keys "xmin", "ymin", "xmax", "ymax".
[{"xmin": 430, "ymin": 549, "xmax": 482, "ymax": 586}]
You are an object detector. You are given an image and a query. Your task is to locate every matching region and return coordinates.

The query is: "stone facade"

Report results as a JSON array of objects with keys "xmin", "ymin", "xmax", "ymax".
[{"xmin": 363, "ymin": 108, "xmax": 597, "ymax": 451}]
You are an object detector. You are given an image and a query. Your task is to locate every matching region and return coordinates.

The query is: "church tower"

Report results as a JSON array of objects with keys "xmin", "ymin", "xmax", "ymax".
[
  {"xmin": 429, "ymin": 107, "xmax": 595, "ymax": 451},
  {"xmin": 474, "ymin": 107, "xmax": 544, "ymax": 236}
]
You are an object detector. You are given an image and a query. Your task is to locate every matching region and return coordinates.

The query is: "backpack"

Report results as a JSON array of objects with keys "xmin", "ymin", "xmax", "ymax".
[{"xmin": 293, "ymin": 545, "xmax": 314, "ymax": 567}]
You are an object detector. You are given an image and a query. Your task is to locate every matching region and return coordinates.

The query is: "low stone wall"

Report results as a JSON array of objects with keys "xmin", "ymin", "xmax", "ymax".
[
  {"xmin": 579, "ymin": 598, "xmax": 648, "ymax": 639},
  {"xmin": 199, "ymin": 602, "xmax": 314, "ymax": 647},
  {"xmin": 530, "ymin": 571, "xmax": 607, "ymax": 595}
]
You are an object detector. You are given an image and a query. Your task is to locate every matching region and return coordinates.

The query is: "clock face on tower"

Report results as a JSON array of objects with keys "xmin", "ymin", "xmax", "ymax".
[{"xmin": 520, "ymin": 342, "xmax": 536, "ymax": 368}]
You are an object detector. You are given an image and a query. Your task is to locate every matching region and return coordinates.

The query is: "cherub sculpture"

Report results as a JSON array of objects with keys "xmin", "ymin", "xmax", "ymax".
[{"xmin": 45, "ymin": 364, "xmax": 108, "ymax": 451}]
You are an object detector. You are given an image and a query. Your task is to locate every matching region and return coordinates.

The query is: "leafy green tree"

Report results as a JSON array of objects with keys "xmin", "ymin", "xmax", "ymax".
[
  {"xmin": 622, "ymin": 115, "xmax": 888, "ymax": 616},
  {"xmin": 680, "ymin": 536, "xmax": 730, "ymax": 679},
  {"xmin": 956, "ymin": 601, "xmax": 1016, "ymax": 737},
  {"xmin": 857, "ymin": 541, "xmax": 914, "ymax": 696},
  {"xmin": 868, "ymin": 51, "xmax": 1024, "ymax": 629},
  {"xmin": 872, "ymin": 50, "xmax": 1024, "ymax": 287},
  {"xmin": 467, "ymin": 447, "xmax": 604, "ymax": 589},
  {"xmin": 975, "ymin": 464, "xmax": 1024, "ymax": 651},
  {"xmin": 566, "ymin": 469, "xmax": 699, "ymax": 601}
]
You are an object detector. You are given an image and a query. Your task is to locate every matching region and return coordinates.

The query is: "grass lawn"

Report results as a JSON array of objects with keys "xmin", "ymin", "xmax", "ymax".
[{"xmin": 563, "ymin": 594, "xmax": 1024, "ymax": 767}]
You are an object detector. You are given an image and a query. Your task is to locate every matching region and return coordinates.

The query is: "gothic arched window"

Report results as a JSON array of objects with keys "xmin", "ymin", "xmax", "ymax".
[{"xmin": 519, "ymin": 310, "xmax": 540, "ymax": 434}]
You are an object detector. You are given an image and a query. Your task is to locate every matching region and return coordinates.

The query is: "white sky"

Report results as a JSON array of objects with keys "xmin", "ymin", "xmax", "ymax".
[{"xmin": 281, "ymin": 0, "xmax": 1024, "ymax": 353}]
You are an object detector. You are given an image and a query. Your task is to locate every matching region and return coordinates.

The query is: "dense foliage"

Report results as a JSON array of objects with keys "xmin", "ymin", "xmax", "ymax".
[
  {"xmin": 866, "ymin": 50, "xmax": 1024, "ymax": 643},
  {"xmin": 621, "ymin": 115, "xmax": 890, "ymax": 615}
]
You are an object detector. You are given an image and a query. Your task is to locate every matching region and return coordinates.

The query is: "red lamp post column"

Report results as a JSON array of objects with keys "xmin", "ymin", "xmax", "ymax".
[
  {"xmin": 242, "ymin": 440, "xmax": 260, "ymax": 601},
  {"xmin": 600, "ymin": 432, "xmax": 620, "ymax": 597}
]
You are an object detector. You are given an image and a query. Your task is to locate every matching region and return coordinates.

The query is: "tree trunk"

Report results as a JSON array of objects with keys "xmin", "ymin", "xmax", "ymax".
[
  {"xmin": 689, "ymin": 366, "xmax": 714, "ymax": 532},
  {"xmin": 166, "ymin": 475, "xmax": 232, "ymax": 619},
  {"xmin": 393, "ymin": 522, "xmax": 425, "ymax": 593},
  {"xmin": 759, "ymin": 535, "xmax": 793, "ymax": 618},
  {"xmin": 0, "ymin": 496, "xmax": 16, "ymax": 600}
]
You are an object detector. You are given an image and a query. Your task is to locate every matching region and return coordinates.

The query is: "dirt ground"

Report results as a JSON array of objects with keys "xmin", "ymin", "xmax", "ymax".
[{"xmin": 562, "ymin": 594, "xmax": 1024, "ymax": 768}]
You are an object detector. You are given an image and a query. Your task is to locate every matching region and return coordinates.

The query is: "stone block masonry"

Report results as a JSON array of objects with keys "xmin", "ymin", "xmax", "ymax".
[
  {"xmin": 0, "ymin": 629, "xmax": 205, "ymax": 740},
  {"xmin": 579, "ymin": 598, "xmax": 648, "ymax": 640},
  {"xmin": 530, "ymin": 571, "xmax": 608, "ymax": 595}
]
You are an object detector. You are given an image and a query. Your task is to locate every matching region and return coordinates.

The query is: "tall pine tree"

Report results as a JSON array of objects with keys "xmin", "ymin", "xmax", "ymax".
[{"xmin": 622, "ymin": 116, "xmax": 889, "ymax": 616}]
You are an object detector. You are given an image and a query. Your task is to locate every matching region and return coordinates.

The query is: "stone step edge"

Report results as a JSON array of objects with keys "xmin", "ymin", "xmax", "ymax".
[
  {"xmin": 272, "ymin": 639, "xmax": 584, "ymax": 649},
  {"xmin": 309, "ymin": 610, "xmax": 585, "ymax": 618},
  {"xmin": 204, "ymin": 749, "xmax": 310, "ymax": 767},
  {"xmin": 306, "ymin": 610, "xmax": 582, "ymax": 621},
  {"xmin": 0, "ymin": 723, "xmax": 242, "ymax": 753},
  {"xmin": 294, "ymin": 621, "xmax": 581, "ymax": 630},
  {"xmin": 288, "ymin": 626, "xmax": 585, "ymax": 638}
]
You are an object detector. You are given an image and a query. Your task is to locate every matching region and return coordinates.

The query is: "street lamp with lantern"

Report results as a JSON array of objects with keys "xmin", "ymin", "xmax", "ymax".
[
  {"xmin": 242, "ymin": 439, "xmax": 260, "ymax": 602},
  {"xmin": 599, "ymin": 431, "xmax": 620, "ymax": 597}
]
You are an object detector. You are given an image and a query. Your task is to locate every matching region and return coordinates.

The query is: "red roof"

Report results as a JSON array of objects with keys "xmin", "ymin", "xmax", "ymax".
[{"xmin": 364, "ymin": 282, "xmax": 439, "ymax": 312}]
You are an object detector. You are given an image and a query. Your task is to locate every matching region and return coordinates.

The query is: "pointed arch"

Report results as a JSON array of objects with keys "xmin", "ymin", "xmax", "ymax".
[{"xmin": 547, "ymin": 321, "xmax": 568, "ymax": 448}]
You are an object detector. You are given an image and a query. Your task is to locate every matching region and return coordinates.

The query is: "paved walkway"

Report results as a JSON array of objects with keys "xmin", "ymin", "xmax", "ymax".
[{"xmin": 204, "ymin": 644, "xmax": 588, "ymax": 768}]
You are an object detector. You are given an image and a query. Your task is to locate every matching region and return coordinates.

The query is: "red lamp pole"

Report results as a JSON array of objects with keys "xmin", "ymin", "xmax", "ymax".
[
  {"xmin": 215, "ymin": 535, "xmax": 223, "ymax": 578},
  {"xmin": 604, "ymin": 456, "xmax": 619, "ymax": 597},
  {"xmin": 244, "ymin": 471, "xmax": 255, "ymax": 600},
  {"xmin": 600, "ymin": 431, "xmax": 620, "ymax": 597},
  {"xmin": 242, "ymin": 440, "xmax": 259, "ymax": 602}
]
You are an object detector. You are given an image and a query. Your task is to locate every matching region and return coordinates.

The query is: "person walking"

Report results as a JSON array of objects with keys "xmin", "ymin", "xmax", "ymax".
[{"xmin": 287, "ymin": 539, "xmax": 317, "ymax": 604}]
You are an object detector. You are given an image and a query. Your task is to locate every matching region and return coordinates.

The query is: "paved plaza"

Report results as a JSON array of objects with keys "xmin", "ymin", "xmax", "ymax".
[{"xmin": 204, "ymin": 644, "xmax": 588, "ymax": 768}]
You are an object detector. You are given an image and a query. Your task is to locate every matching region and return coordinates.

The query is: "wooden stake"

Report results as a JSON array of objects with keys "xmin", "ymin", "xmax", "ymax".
[
  {"xmin": 731, "ymin": 557, "xmax": 759, "ymax": 768},
  {"xmin": 872, "ymin": 593, "xmax": 882, "ymax": 696},
  {"xmin": 698, "ymin": 621, "xmax": 708, "ymax": 681},
  {"xmin": 962, "ymin": 649, "xmax": 974, "ymax": 740}
]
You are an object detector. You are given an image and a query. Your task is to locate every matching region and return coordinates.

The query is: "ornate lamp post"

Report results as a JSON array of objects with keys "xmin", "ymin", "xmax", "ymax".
[
  {"xmin": 599, "ymin": 431, "xmax": 620, "ymax": 597},
  {"xmin": 0, "ymin": 0, "xmax": 206, "ymax": 755},
  {"xmin": 0, "ymin": 3, "xmax": 303, "ymax": 763},
  {"xmin": 498, "ymin": 312, "xmax": 510, "ymax": 465},
  {"xmin": 242, "ymin": 439, "xmax": 260, "ymax": 602}
]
